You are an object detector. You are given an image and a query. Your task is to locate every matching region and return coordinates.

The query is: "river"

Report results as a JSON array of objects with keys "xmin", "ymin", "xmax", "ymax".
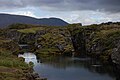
[{"xmin": 18, "ymin": 52, "xmax": 118, "ymax": 80}]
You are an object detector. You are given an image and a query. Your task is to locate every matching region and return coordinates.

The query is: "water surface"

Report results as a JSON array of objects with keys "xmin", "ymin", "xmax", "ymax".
[{"xmin": 19, "ymin": 52, "xmax": 117, "ymax": 80}]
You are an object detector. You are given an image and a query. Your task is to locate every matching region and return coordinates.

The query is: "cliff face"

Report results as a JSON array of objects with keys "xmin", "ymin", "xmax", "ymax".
[
  {"xmin": 68, "ymin": 25, "xmax": 86, "ymax": 56},
  {"xmin": 69, "ymin": 23, "xmax": 120, "ymax": 65},
  {"xmin": 2, "ymin": 23, "xmax": 120, "ymax": 65},
  {"xmin": 3, "ymin": 24, "xmax": 74, "ymax": 56},
  {"xmin": 0, "ymin": 38, "xmax": 20, "ymax": 52},
  {"xmin": 0, "ymin": 29, "xmax": 20, "ymax": 52},
  {"xmin": 111, "ymin": 40, "xmax": 120, "ymax": 65}
]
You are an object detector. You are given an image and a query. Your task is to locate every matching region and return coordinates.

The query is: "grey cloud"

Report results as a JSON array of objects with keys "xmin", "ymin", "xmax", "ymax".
[
  {"xmin": 0, "ymin": 0, "xmax": 26, "ymax": 8},
  {"xmin": 0, "ymin": 0, "xmax": 120, "ymax": 13}
]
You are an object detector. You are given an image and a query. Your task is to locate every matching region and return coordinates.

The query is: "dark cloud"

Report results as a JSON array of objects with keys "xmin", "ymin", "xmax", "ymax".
[
  {"xmin": 0, "ymin": 0, "xmax": 120, "ymax": 13},
  {"xmin": 0, "ymin": 0, "xmax": 26, "ymax": 8}
]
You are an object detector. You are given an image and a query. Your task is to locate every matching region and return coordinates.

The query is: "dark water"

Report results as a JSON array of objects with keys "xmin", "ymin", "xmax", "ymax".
[{"xmin": 18, "ymin": 53, "xmax": 118, "ymax": 80}]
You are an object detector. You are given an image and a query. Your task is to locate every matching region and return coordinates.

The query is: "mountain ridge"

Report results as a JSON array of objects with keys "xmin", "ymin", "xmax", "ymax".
[{"xmin": 0, "ymin": 13, "xmax": 68, "ymax": 28}]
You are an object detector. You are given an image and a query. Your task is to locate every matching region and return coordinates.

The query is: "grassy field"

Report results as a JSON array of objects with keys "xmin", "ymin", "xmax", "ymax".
[
  {"xmin": 18, "ymin": 27, "xmax": 44, "ymax": 34},
  {"xmin": 0, "ymin": 37, "xmax": 31, "ymax": 80}
]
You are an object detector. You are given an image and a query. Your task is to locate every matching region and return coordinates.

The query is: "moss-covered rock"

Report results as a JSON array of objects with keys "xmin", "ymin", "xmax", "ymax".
[
  {"xmin": 2, "ymin": 24, "xmax": 74, "ymax": 56},
  {"xmin": 36, "ymin": 27, "xmax": 73, "ymax": 56},
  {"xmin": 69, "ymin": 22, "xmax": 120, "ymax": 64},
  {"xmin": 0, "ymin": 37, "xmax": 20, "ymax": 52},
  {"xmin": 1, "ymin": 23, "xmax": 120, "ymax": 65}
]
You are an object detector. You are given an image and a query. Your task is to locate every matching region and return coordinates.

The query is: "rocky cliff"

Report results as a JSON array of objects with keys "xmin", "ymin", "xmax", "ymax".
[
  {"xmin": 3, "ymin": 24, "xmax": 74, "ymax": 57},
  {"xmin": 69, "ymin": 23, "xmax": 120, "ymax": 65},
  {"xmin": 1, "ymin": 23, "xmax": 120, "ymax": 65}
]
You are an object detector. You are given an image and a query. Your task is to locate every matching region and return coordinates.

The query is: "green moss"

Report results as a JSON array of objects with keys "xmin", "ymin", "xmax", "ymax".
[
  {"xmin": 0, "ymin": 72, "xmax": 23, "ymax": 80},
  {"xmin": 8, "ymin": 23, "xmax": 41, "ymax": 29},
  {"xmin": 96, "ymin": 29, "xmax": 120, "ymax": 48},
  {"xmin": 18, "ymin": 27, "xmax": 44, "ymax": 34},
  {"xmin": 85, "ymin": 25, "xmax": 120, "ymax": 62},
  {"xmin": 0, "ymin": 41, "xmax": 30, "ymax": 80},
  {"xmin": 36, "ymin": 48, "xmax": 59, "ymax": 54},
  {"xmin": 0, "ymin": 51, "xmax": 28, "ymax": 68}
]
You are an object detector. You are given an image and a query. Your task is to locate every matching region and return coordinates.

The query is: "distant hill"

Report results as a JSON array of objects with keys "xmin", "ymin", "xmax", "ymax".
[{"xmin": 0, "ymin": 14, "xmax": 68, "ymax": 28}]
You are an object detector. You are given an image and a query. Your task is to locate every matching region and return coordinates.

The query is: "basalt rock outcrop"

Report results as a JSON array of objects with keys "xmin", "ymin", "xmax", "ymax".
[
  {"xmin": 111, "ymin": 40, "xmax": 120, "ymax": 65},
  {"xmin": 69, "ymin": 23, "xmax": 120, "ymax": 65},
  {"xmin": 3, "ymin": 24, "xmax": 74, "ymax": 56},
  {"xmin": 1, "ymin": 23, "xmax": 120, "ymax": 65}
]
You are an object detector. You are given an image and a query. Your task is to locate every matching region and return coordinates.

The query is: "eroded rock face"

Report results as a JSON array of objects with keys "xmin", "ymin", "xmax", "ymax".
[
  {"xmin": 111, "ymin": 40, "xmax": 120, "ymax": 65},
  {"xmin": 2, "ymin": 23, "xmax": 120, "ymax": 62},
  {"xmin": 69, "ymin": 23, "xmax": 120, "ymax": 63},
  {"xmin": 3, "ymin": 25, "xmax": 74, "ymax": 55},
  {"xmin": 0, "ymin": 38, "xmax": 20, "ymax": 52},
  {"xmin": 36, "ymin": 28, "xmax": 73, "ymax": 55},
  {"xmin": 71, "ymin": 30, "xmax": 86, "ymax": 56}
]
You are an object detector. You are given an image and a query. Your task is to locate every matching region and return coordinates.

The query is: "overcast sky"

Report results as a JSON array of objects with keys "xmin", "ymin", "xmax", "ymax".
[{"xmin": 0, "ymin": 0, "xmax": 120, "ymax": 25}]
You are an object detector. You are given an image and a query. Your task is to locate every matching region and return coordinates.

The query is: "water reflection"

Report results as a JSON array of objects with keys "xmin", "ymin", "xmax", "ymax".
[
  {"xmin": 18, "ymin": 52, "xmax": 37, "ymax": 64},
  {"xmin": 34, "ymin": 56, "xmax": 117, "ymax": 80},
  {"xmin": 18, "ymin": 53, "xmax": 118, "ymax": 80}
]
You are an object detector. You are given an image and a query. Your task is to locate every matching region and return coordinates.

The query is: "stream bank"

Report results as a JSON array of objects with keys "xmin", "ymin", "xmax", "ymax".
[{"xmin": 18, "ymin": 51, "xmax": 120, "ymax": 80}]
